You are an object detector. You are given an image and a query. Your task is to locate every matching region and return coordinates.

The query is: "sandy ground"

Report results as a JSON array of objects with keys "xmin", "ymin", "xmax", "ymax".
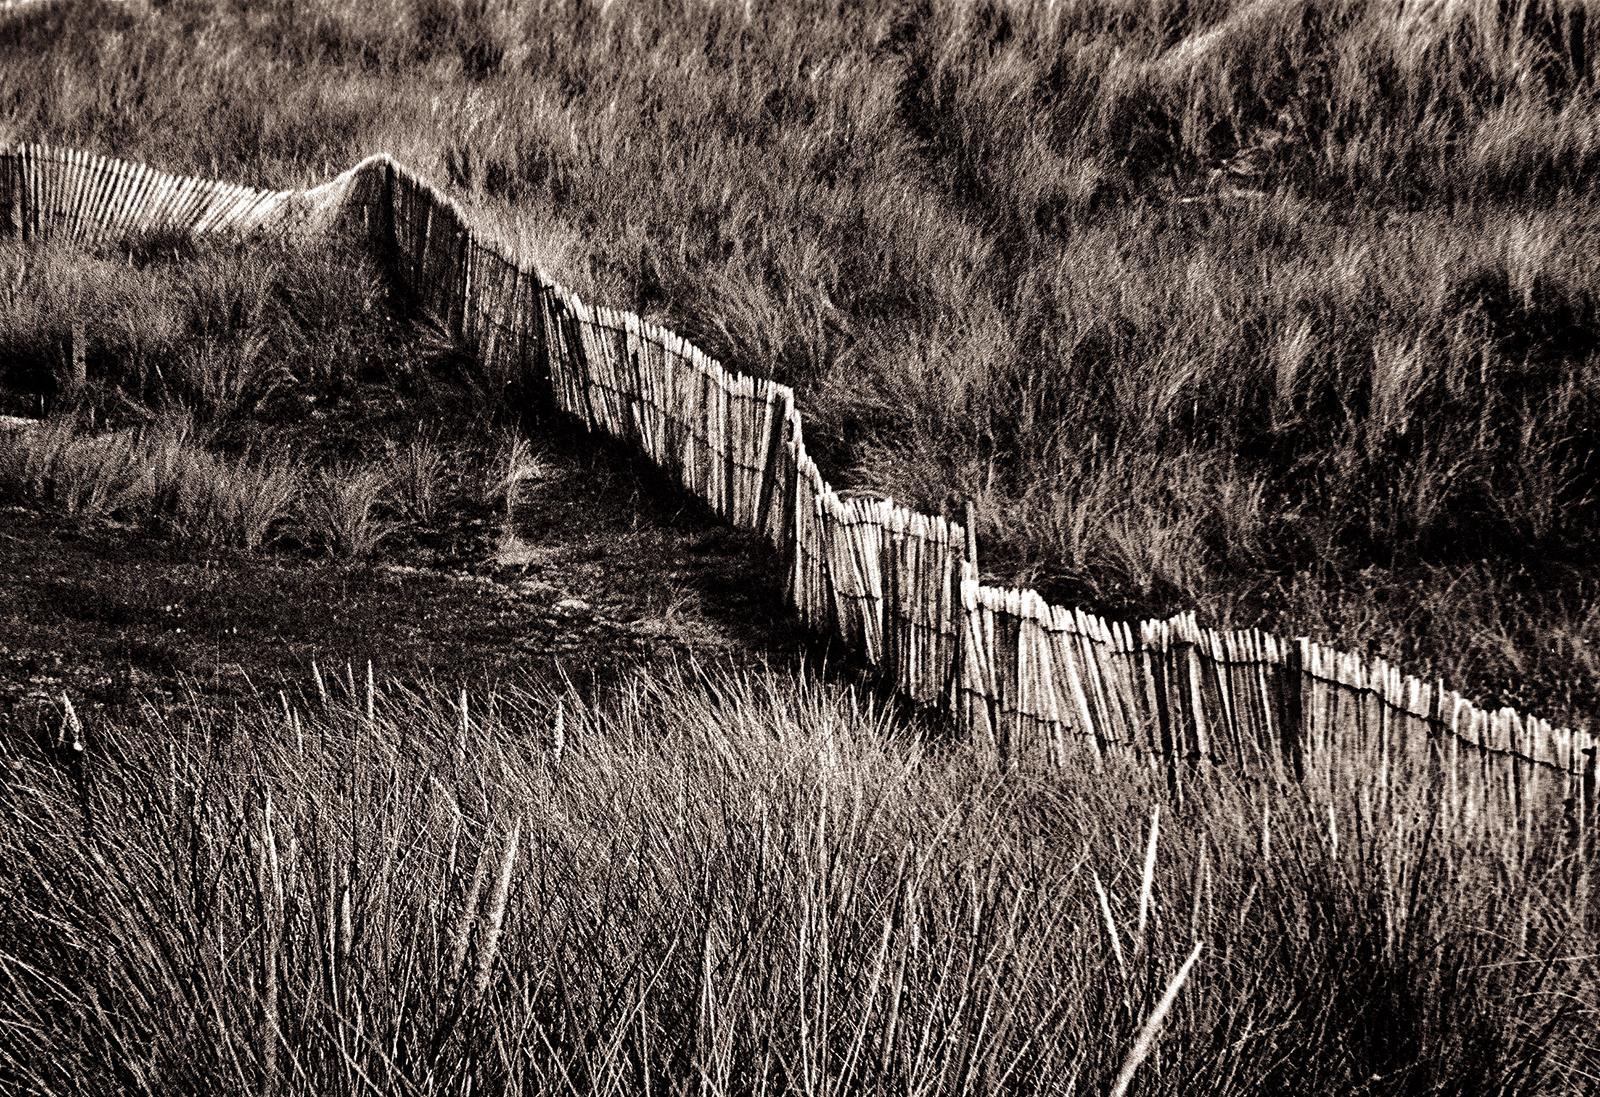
[{"xmin": 0, "ymin": 413, "xmax": 812, "ymax": 736}]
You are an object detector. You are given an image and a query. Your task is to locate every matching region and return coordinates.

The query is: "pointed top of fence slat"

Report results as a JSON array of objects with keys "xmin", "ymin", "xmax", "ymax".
[
  {"xmin": 1032, "ymin": 589, "xmax": 1054, "ymax": 622},
  {"xmin": 7, "ymin": 142, "xmax": 1587, "ymax": 764}
]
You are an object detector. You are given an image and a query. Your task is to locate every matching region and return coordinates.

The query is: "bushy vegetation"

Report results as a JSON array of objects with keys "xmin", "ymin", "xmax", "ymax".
[
  {"xmin": 5, "ymin": 0, "xmax": 1594, "ymax": 719},
  {"xmin": 0, "ymin": 413, "xmax": 415, "ymax": 556},
  {"xmin": 0, "ymin": 233, "xmax": 399, "ymax": 422},
  {"xmin": 0, "ymin": 665, "xmax": 1593, "ymax": 1095},
  {"xmin": 0, "ymin": 229, "xmax": 529, "ymax": 557}
]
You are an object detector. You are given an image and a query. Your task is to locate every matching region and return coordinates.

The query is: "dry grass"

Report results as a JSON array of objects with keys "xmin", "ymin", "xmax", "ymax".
[
  {"xmin": 481, "ymin": 429, "xmax": 544, "ymax": 513},
  {"xmin": 0, "ymin": 414, "xmax": 185, "ymax": 520},
  {"xmin": 0, "ymin": 413, "xmax": 430, "ymax": 556},
  {"xmin": 299, "ymin": 461, "xmax": 398, "ymax": 558},
  {"xmin": 0, "ymin": 664, "xmax": 1592, "ymax": 1095},
  {"xmin": 171, "ymin": 445, "xmax": 304, "ymax": 551},
  {"xmin": 2, "ymin": 8, "xmax": 1597, "ymax": 1089},
  {"xmin": 0, "ymin": 234, "xmax": 401, "ymax": 422},
  {"xmin": 384, "ymin": 430, "xmax": 452, "ymax": 523},
  {"xmin": 0, "ymin": 415, "xmax": 134, "ymax": 516},
  {"xmin": 4, "ymin": 0, "xmax": 1595, "ymax": 718}
]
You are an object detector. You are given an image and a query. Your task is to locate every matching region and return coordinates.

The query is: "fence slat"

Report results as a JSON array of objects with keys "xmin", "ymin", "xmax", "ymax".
[{"xmin": 1, "ymin": 139, "xmax": 1584, "ymax": 836}]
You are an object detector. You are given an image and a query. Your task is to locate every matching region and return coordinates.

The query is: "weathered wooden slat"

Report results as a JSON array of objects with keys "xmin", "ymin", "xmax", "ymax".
[{"xmin": 2, "ymin": 141, "xmax": 1586, "ymax": 833}]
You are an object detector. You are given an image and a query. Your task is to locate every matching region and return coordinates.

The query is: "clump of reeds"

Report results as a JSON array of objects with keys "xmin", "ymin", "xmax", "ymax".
[
  {"xmin": 172, "ymin": 446, "xmax": 304, "ymax": 551},
  {"xmin": 0, "ymin": 664, "xmax": 1589, "ymax": 1096},
  {"xmin": 384, "ymin": 431, "xmax": 452, "ymax": 523},
  {"xmin": 299, "ymin": 461, "xmax": 398, "ymax": 558},
  {"xmin": 481, "ymin": 430, "xmax": 544, "ymax": 517},
  {"xmin": 0, "ymin": 413, "xmax": 352, "ymax": 556}
]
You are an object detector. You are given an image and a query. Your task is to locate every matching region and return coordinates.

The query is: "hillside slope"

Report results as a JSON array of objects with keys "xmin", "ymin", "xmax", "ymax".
[{"xmin": 2, "ymin": 0, "xmax": 1598, "ymax": 718}]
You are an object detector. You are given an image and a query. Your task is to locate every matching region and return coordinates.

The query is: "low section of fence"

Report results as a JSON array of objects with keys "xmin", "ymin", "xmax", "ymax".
[
  {"xmin": 3, "ymin": 143, "xmax": 1595, "ymax": 835},
  {"xmin": 0, "ymin": 144, "xmax": 384, "ymax": 240}
]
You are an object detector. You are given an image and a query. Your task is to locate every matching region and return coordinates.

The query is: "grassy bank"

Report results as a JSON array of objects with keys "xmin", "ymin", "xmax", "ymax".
[
  {"xmin": 0, "ymin": 665, "xmax": 1594, "ymax": 1095},
  {"xmin": 7, "ymin": 0, "xmax": 1594, "ymax": 722},
  {"xmin": 0, "ymin": 232, "xmax": 542, "ymax": 557},
  {"xmin": 2, "ymin": 10, "xmax": 1594, "ymax": 1089},
  {"xmin": 0, "ymin": 233, "xmax": 401, "ymax": 418}
]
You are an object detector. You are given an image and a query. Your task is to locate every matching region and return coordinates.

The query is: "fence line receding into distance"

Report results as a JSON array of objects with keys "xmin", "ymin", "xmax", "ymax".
[{"xmin": 2, "ymin": 142, "xmax": 1595, "ymax": 840}]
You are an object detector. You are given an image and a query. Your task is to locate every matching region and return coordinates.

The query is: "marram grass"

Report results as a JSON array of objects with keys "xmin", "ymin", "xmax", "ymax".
[
  {"xmin": 7, "ymin": 0, "xmax": 1600, "ymax": 717},
  {"xmin": 0, "ymin": 664, "xmax": 1593, "ymax": 1095}
]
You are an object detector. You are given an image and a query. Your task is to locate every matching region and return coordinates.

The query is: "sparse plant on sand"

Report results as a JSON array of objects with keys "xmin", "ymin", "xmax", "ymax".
[
  {"xmin": 300, "ymin": 461, "xmax": 398, "ymax": 558},
  {"xmin": 482, "ymin": 431, "xmax": 544, "ymax": 517}
]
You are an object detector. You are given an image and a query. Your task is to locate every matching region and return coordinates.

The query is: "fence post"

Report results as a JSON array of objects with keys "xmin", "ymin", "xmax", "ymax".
[
  {"xmin": 378, "ymin": 160, "xmax": 399, "ymax": 263},
  {"xmin": 953, "ymin": 498, "xmax": 982, "ymax": 736},
  {"xmin": 1140, "ymin": 625, "xmax": 1180, "ymax": 803},
  {"xmin": 962, "ymin": 497, "xmax": 979, "ymax": 576},
  {"xmin": 779, "ymin": 417, "xmax": 802, "ymax": 599},
  {"xmin": 753, "ymin": 392, "xmax": 791, "ymax": 549},
  {"xmin": 1583, "ymin": 738, "xmax": 1598, "ymax": 854},
  {"xmin": 1, "ymin": 147, "xmax": 18, "ymax": 238},
  {"xmin": 1281, "ymin": 639, "xmax": 1305, "ymax": 782}
]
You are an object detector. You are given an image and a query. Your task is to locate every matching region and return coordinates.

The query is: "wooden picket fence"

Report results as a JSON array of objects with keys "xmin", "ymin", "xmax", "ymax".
[{"xmin": 3, "ymin": 142, "xmax": 1596, "ymax": 839}]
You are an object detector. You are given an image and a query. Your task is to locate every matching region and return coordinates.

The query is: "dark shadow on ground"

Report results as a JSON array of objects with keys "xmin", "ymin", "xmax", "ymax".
[{"xmin": 0, "ymin": 390, "xmax": 848, "ymax": 738}]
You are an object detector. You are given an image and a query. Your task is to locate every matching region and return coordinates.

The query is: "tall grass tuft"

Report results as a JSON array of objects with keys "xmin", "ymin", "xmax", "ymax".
[
  {"xmin": 163, "ymin": 338, "xmax": 287, "ymax": 425},
  {"xmin": 7, "ymin": 0, "xmax": 1600, "ymax": 715},
  {"xmin": 0, "ymin": 665, "xmax": 1591, "ymax": 1095},
  {"xmin": 0, "ymin": 414, "xmax": 305, "ymax": 552},
  {"xmin": 7, "ymin": 417, "xmax": 138, "ymax": 517},
  {"xmin": 0, "ymin": 233, "xmax": 404, "ymax": 418},
  {"xmin": 384, "ymin": 431, "xmax": 452, "ymax": 524},
  {"xmin": 0, "ymin": 416, "xmax": 150, "ymax": 518},
  {"xmin": 300, "ymin": 461, "xmax": 398, "ymax": 558},
  {"xmin": 482, "ymin": 430, "xmax": 544, "ymax": 515},
  {"xmin": 172, "ymin": 447, "xmax": 304, "ymax": 551}
]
